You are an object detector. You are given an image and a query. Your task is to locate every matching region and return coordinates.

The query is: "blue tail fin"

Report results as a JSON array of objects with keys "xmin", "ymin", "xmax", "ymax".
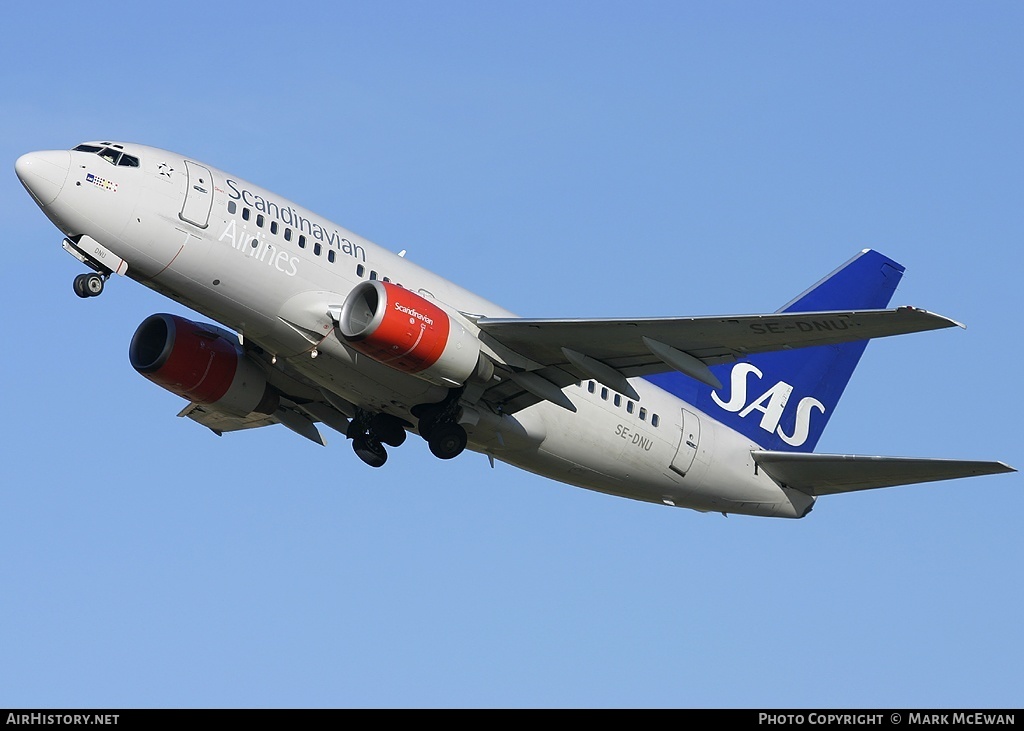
[{"xmin": 646, "ymin": 250, "xmax": 905, "ymax": 452}]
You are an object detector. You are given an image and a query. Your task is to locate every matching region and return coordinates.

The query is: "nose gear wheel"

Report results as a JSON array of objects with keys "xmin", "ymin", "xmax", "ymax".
[{"xmin": 73, "ymin": 272, "xmax": 105, "ymax": 298}]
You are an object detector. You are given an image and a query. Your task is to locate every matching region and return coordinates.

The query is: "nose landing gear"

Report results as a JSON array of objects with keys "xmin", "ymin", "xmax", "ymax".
[{"xmin": 73, "ymin": 272, "xmax": 106, "ymax": 298}]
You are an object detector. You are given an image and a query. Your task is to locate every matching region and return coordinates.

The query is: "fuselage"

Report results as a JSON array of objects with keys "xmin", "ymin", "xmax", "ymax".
[{"xmin": 16, "ymin": 141, "xmax": 813, "ymax": 518}]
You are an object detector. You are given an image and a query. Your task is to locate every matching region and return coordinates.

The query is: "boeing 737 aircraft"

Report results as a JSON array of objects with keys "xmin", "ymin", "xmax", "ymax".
[{"xmin": 15, "ymin": 142, "xmax": 1014, "ymax": 518}]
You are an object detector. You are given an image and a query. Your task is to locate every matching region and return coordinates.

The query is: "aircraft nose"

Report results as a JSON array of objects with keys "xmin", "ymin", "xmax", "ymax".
[{"xmin": 15, "ymin": 150, "xmax": 71, "ymax": 206}]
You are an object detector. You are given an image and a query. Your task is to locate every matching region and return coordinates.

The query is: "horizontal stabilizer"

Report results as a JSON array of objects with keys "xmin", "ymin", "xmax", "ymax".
[{"xmin": 752, "ymin": 451, "xmax": 1015, "ymax": 496}]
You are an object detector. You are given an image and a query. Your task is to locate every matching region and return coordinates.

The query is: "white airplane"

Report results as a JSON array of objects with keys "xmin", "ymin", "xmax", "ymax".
[{"xmin": 15, "ymin": 141, "xmax": 1014, "ymax": 518}]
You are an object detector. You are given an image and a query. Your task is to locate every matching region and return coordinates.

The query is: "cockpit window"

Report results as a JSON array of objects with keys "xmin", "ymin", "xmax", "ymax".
[{"xmin": 72, "ymin": 143, "xmax": 139, "ymax": 168}]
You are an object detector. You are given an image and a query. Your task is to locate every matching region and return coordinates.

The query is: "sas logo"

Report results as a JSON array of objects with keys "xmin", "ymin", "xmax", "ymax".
[{"xmin": 711, "ymin": 363, "xmax": 825, "ymax": 447}]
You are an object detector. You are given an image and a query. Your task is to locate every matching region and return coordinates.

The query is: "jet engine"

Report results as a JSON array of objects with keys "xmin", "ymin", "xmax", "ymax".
[
  {"xmin": 337, "ymin": 281, "xmax": 492, "ymax": 388},
  {"xmin": 129, "ymin": 313, "xmax": 279, "ymax": 416}
]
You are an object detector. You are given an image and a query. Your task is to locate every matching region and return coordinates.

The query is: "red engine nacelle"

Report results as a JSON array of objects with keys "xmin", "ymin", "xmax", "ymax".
[
  {"xmin": 337, "ymin": 281, "xmax": 488, "ymax": 387},
  {"xmin": 129, "ymin": 313, "xmax": 278, "ymax": 416}
]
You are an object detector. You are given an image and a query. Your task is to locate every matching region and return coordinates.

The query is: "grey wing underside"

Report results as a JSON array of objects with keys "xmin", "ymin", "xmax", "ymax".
[
  {"xmin": 752, "ymin": 451, "xmax": 1016, "ymax": 496},
  {"xmin": 178, "ymin": 399, "xmax": 352, "ymax": 446}
]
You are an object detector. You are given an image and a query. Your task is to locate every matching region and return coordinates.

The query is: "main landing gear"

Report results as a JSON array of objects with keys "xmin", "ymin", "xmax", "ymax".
[
  {"xmin": 347, "ymin": 390, "xmax": 470, "ymax": 468},
  {"xmin": 424, "ymin": 422, "xmax": 468, "ymax": 460},
  {"xmin": 347, "ymin": 411, "xmax": 408, "ymax": 468},
  {"xmin": 73, "ymin": 272, "xmax": 107, "ymax": 298},
  {"xmin": 413, "ymin": 388, "xmax": 468, "ymax": 461}
]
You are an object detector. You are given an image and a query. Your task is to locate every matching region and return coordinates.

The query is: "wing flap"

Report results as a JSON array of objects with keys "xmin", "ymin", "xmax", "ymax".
[
  {"xmin": 178, "ymin": 403, "xmax": 278, "ymax": 435},
  {"xmin": 177, "ymin": 401, "xmax": 332, "ymax": 446},
  {"xmin": 752, "ymin": 451, "xmax": 1016, "ymax": 496}
]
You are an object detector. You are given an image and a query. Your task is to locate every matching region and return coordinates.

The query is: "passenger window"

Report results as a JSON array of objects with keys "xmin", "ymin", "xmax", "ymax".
[
  {"xmin": 298, "ymin": 235, "xmax": 306, "ymax": 249},
  {"xmin": 600, "ymin": 387, "xmax": 608, "ymax": 401},
  {"xmin": 284, "ymin": 228, "xmax": 291, "ymax": 241},
  {"xmin": 328, "ymin": 250, "xmax": 335, "ymax": 263},
  {"xmin": 639, "ymin": 407, "xmax": 647, "ymax": 421},
  {"xmin": 270, "ymin": 221, "xmax": 278, "ymax": 235},
  {"xmin": 652, "ymin": 414, "xmax": 660, "ymax": 427},
  {"xmin": 356, "ymin": 264, "xmax": 365, "ymax": 277},
  {"xmin": 587, "ymin": 381, "xmax": 595, "ymax": 394},
  {"xmin": 242, "ymin": 208, "xmax": 250, "ymax": 221},
  {"xmin": 626, "ymin": 401, "xmax": 634, "ymax": 414},
  {"xmin": 370, "ymin": 271, "xmax": 378, "ymax": 280},
  {"xmin": 314, "ymin": 243, "xmax": 322, "ymax": 256},
  {"xmin": 227, "ymin": 201, "xmax": 236, "ymax": 214},
  {"xmin": 256, "ymin": 214, "xmax": 264, "ymax": 228},
  {"xmin": 614, "ymin": 394, "xmax": 621, "ymax": 407},
  {"xmin": 383, "ymin": 276, "xmax": 391, "ymax": 283}
]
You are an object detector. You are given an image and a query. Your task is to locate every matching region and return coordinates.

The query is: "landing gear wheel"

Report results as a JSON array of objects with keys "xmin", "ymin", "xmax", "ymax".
[
  {"xmin": 84, "ymin": 273, "xmax": 104, "ymax": 296},
  {"xmin": 428, "ymin": 423, "xmax": 468, "ymax": 460},
  {"xmin": 370, "ymin": 414, "xmax": 407, "ymax": 447},
  {"xmin": 73, "ymin": 273, "xmax": 105, "ymax": 298},
  {"xmin": 73, "ymin": 274, "xmax": 89, "ymax": 298},
  {"xmin": 353, "ymin": 437, "xmax": 388, "ymax": 468}
]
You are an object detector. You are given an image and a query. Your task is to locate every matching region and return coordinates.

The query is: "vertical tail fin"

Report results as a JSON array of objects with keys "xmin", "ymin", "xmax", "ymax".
[{"xmin": 646, "ymin": 250, "xmax": 905, "ymax": 452}]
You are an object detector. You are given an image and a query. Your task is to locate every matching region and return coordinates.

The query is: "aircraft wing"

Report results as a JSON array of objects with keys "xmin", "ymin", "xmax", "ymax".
[
  {"xmin": 179, "ymin": 402, "xmax": 279, "ymax": 434},
  {"xmin": 177, "ymin": 398, "xmax": 349, "ymax": 446},
  {"xmin": 751, "ymin": 451, "xmax": 1016, "ymax": 496},
  {"xmin": 475, "ymin": 306, "xmax": 959, "ymax": 413}
]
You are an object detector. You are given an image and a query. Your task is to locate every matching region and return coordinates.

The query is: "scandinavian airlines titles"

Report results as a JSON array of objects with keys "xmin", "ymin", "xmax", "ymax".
[{"xmin": 224, "ymin": 179, "xmax": 367, "ymax": 261}]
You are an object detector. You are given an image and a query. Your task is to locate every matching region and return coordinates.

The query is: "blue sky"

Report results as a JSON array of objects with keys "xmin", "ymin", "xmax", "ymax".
[{"xmin": 2, "ymin": 1, "xmax": 1021, "ymax": 708}]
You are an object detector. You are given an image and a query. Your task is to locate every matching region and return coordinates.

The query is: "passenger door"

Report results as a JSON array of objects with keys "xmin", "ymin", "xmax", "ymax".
[
  {"xmin": 179, "ymin": 160, "xmax": 214, "ymax": 228},
  {"xmin": 669, "ymin": 407, "xmax": 701, "ymax": 477}
]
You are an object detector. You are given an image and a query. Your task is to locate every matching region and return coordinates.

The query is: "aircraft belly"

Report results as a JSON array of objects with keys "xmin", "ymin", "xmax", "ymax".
[
  {"xmin": 461, "ymin": 406, "xmax": 546, "ymax": 455},
  {"xmin": 511, "ymin": 397, "xmax": 688, "ymax": 504},
  {"xmin": 283, "ymin": 348, "xmax": 448, "ymax": 413},
  {"xmin": 672, "ymin": 419, "xmax": 808, "ymax": 516}
]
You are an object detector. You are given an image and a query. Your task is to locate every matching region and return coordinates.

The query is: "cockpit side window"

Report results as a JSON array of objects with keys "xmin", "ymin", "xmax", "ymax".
[{"xmin": 117, "ymin": 154, "xmax": 139, "ymax": 167}]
